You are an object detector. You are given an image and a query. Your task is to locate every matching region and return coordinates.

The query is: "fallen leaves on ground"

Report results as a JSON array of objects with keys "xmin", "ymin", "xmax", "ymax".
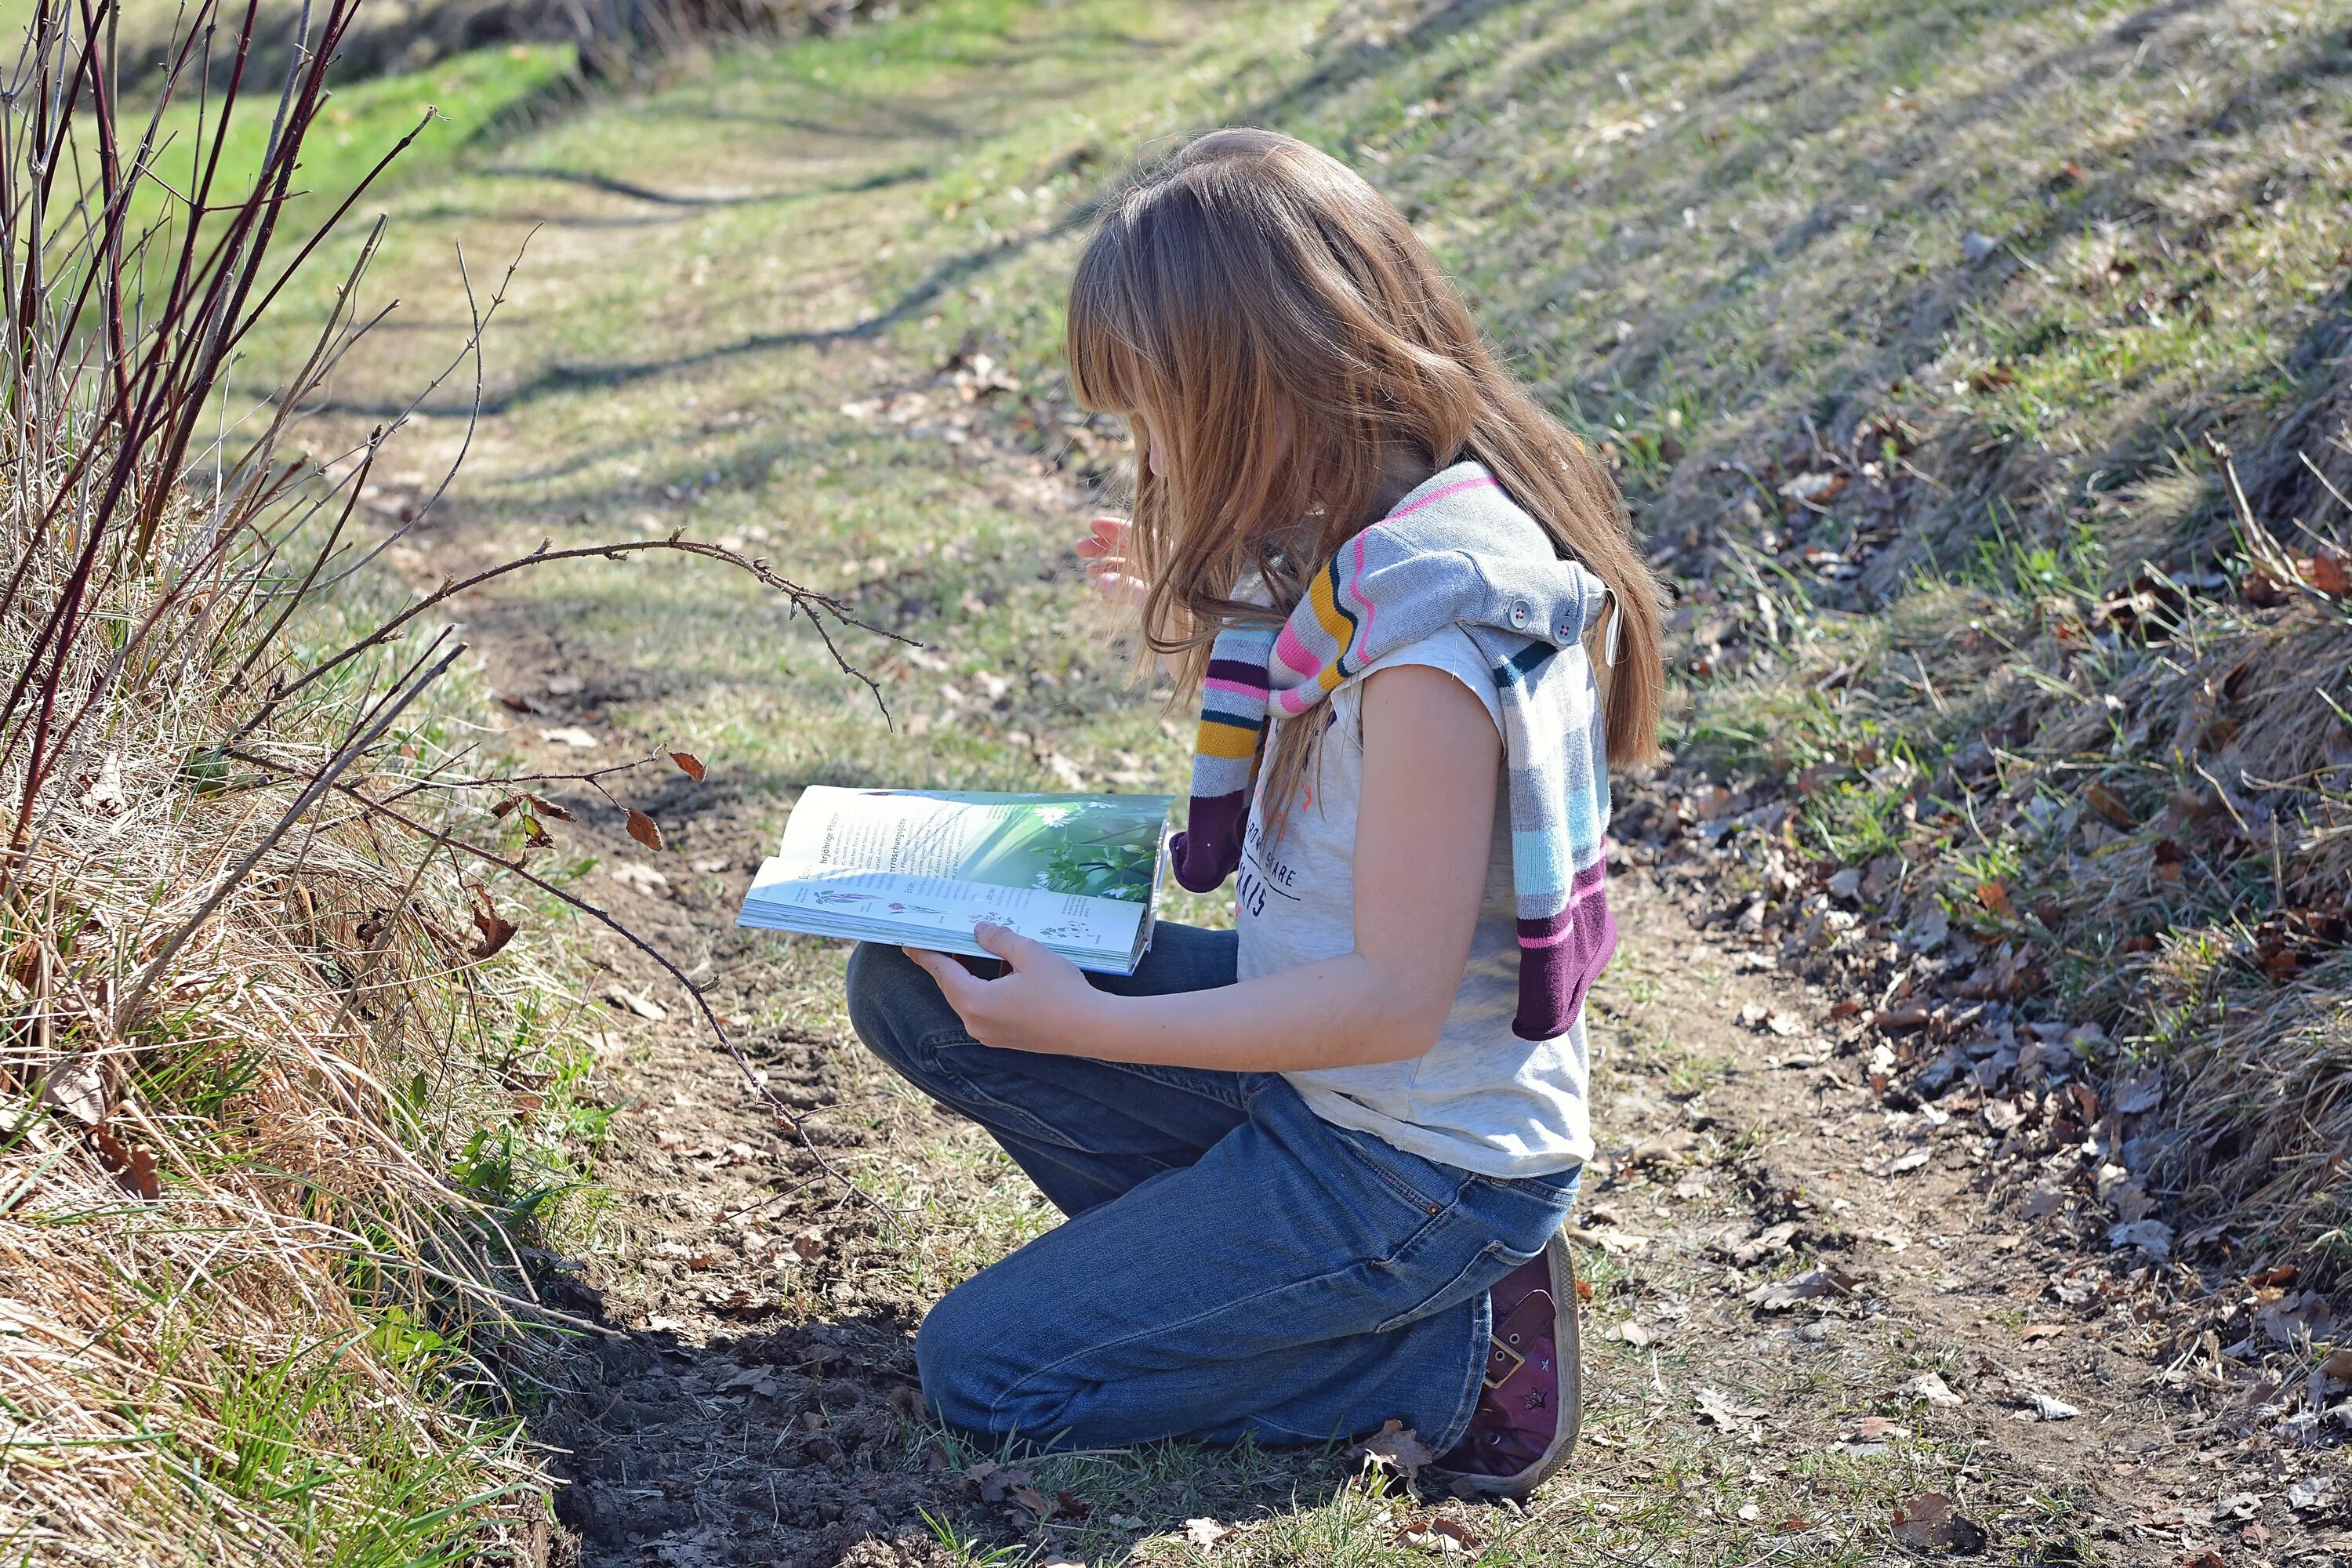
[
  {"xmin": 1744, "ymin": 1266, "xmax": 1857, "ymax": 1310},
  {"xmin": 1182, "ymin": 1517, "xmax": 1229, "ymax": 1548},
  {"xmin": 609, "ymin": 862, "xmax": 670, "ymax": 895},
  {"xmin": 2028, "ymin": 1392, "xmax": 2079, "ymax": 1421},
  {"xmin": 1890, "ymin": 1491, "xmax": 1988, "ymax": 1554},
  {"xmin": 2288, "ymin": 1474, "xmax": 2340, "ymax": 1512},
  {"xmin": 41, "ymin": 1056, "xmax": 105, "ymax": 1125},
  {"xmin": 539, "ymin": 726, "xmax": 599, "ymax": 749},
  {"xmin": 2084, "ymin": 781, "xmax": 2135, "ymax": 828},
  {"xmin": 604, "ymin": 985, "xmax": 669, "ymax": 1021},
  {"xmin": 1396, "ymin": 1514, "xmax": 1482, "ymax": 1553},
  {"xmin": 1695, "ymin": 1386, "xmax": 1768, "ymax": 1428},
  {"xmin": 90, "ymin": 1125, "xmax": 161, "ymax": 1200},
  {"xmin": 1716, "ymin": 1219, "xmax": 1799, "ymax": 1266},
  {"xmin": 1902, "ymin": 1372, "xmax": 1964, "ymax": 1406},
  {"xmin": 1349, "ymin": 1418, "xmax": 1435, "ymax": 1483}
]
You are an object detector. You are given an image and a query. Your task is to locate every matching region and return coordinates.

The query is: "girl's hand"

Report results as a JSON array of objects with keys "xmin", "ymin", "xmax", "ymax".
[
  {"xmin": 1075, "ymin": 515, "xmax": 1148, "ymax": 609},
  {"xmin": 903, "ymin": 921, "xmax": 1101, "ymax": 1054}
]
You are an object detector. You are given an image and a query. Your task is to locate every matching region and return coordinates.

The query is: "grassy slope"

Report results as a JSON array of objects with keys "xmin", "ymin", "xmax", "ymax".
[
  {"xmin": 251, "ymin": 0, "xmax": 2352, "ymax": 1557},
  {"xmin": 313, "ymin": 0, "xmax": 2350, "ymax": 1267},
  {"xmin": 0, "ymin": 23, "xmax": 617, "ymax": 1561}
]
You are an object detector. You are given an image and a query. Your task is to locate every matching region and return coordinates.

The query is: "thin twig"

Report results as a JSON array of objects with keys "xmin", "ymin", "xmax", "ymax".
[
  {"xmin": 217, "ymin": 746, "xmax": 913, "ymax": 1240},
  {"xmin": 230, "ymin": 532, "xmax": 907, "ymax": 746},
  {"xmin": 114, "ymin": 638, "xmax": 465, "ymax": 1030}
]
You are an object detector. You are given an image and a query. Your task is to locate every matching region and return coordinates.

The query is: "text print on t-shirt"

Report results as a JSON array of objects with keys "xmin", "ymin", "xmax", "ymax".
[{"xmin": 1236, "ymin": 816, "xmax": 1304, "ymax": 920}]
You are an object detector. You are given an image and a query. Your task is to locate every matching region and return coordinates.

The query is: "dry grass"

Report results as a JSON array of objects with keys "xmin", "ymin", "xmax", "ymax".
[
  {"xmin": 0, "ymin": 575, "xmax": 582, "ymax": 1560},
  {"xmin": 0, "ymin": 0, "xmax": 625, "ymax": 1556},
  {"xmin": 1671, "ymin": 385, "xmax": 2352, "ymax": 1290}
]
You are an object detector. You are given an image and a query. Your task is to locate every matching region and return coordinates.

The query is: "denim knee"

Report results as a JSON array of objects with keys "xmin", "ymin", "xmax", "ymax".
[
  {"xmin": 844, "ymin": 942, "xmax": 931, "ymax": 1073},
  {"xmin": 915, "ymin": 1273, "xmax": 1016, "ymax": 1436}
]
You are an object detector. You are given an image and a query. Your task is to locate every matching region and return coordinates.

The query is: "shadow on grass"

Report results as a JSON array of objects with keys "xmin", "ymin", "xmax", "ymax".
[
  {"xmin": 475, "ymin": 159, "xmax": 933, "ymax": 209},
  {"xmin": 301, "ymin": 205, "xmax": 1094, "ymax": 419}
]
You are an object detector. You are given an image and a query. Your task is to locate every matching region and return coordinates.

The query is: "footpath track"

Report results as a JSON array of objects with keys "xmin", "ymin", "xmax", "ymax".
[
  {"xmin": 324, "ymin": 6, "xmax": 2334, "ymax": 1561},
  {"xmin": 416, "ymin": 400, "xmax": 2252, "ymax": 1567}
]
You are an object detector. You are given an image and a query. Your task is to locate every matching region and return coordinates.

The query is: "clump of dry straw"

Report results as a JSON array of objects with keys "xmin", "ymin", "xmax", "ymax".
[{"xmin": 0, "ymin": 0, "xmax": 590, "ymax": 1556}]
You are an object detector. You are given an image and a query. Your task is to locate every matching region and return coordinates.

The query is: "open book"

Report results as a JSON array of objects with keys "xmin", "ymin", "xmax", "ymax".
[{"xmin": 738, "ymin": 786, "xmax": 1174, "ymax": 974}]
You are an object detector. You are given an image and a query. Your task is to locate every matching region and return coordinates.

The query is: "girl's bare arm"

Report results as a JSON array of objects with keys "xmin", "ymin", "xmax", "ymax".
[{"xmin": 904, "ymin": 664, "xmax": 1499, "ymax": 1070}]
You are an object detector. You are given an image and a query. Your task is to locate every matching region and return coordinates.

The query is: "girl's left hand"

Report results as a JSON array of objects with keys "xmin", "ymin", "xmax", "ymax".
[
  {"xmin": 903, "ymin": 921, "xmax": 1100, "ymax": 1054},
  {"xmin": 1075, "ymin": 515, "xmax": 1149, "ymax": 609}
]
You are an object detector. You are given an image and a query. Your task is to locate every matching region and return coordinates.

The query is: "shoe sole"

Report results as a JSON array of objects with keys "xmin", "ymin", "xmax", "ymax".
[{"xmin": 1432, "ymin": 1226, "xmax": 1582, "ymax": 1501}]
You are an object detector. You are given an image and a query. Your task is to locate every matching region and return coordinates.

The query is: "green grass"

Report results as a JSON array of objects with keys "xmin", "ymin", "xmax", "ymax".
[
  {"xmin": 244, "ymin": 0, "xmax": 2348, "ymax": 835},
  {"xmin": 227, "ymin": 0, "xmax": 2352, "ymax": 1553}
]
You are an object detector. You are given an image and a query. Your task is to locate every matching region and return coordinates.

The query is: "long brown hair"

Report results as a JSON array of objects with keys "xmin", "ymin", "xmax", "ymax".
[{"xmin": 1066, "ymin": 129, "xmax": 1664, "ymax": 815}]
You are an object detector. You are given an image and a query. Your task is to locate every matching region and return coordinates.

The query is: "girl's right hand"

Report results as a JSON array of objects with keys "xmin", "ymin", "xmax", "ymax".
[{"xmin": 1076, "ymin": 515, "xmax": 1148, "ymax": 608}]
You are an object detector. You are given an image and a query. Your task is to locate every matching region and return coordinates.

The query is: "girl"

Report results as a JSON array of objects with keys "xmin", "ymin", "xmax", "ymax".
[{"xmin": 845, "ymin": 128, "xmax": 1661, "ymax": 1498}]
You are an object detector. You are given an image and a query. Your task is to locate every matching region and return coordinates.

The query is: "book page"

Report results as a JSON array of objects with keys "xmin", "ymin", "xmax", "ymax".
[
  {"xmin": 779, "ymin": 788, "xmax": 1170, "ymax": 904},
  {"xmin": 741, "ymin": 858, "xmax": 1145, "ymax": 963}
]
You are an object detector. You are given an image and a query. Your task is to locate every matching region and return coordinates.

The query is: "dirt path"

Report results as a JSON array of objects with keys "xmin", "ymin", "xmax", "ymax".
[
  {"xmin": 426, "ymin": 515, "xmax": 2300, "ymax": 1566},
  {"xmin": 322, "ymin": 8, "xmax": 2344, "ymax": 1563}
]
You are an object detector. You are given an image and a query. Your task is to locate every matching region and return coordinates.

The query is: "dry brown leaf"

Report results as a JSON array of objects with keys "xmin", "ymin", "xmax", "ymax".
[
  {"xmin": 2084, "ymin": 782, "xmax": 2134, "ymax": 829},
  {"xmin": 603, "ymin": 985, "xmax": 668, "ymax": 1022},
  {"xmin": 90, "ymin": 1127, "xmax": 162, "ymax": 1201},
  {"xmin": 492, "ymin": 790, "xmax": 575, "ymax": 825},
  {"xmin": 1397, "ymin": 1513, "xmax": 1483, "ymax": 1554},
  {"xmin": 1695, "ymin": 1386, "xmax": 1767, "ymax": 1427},
  {"xmin": 626, "ymin": 809, "xmax": 665, "ymax": 851},
  {"xmin": 1429, "ymin": 1518, "xmax": 1481, "ymax": 1550},
  {"xmin": 1901, "ymin": 1372, "xmax": 1963, "ymax": 1406},
  {"xmin": 1975, "ymin": 880, "xmax": 2013, "ymax": 917},
  {"xmin": 41, "ymin": 1056, "xmax": 106, "ymax": 1126},
  {"xmin": 670, "ymin": 751, "xmax": 707, "ymax": 782},
  {"xmin": 1349, "ymin": 1417, "xmax": 1434, "ymax": 1482},
  {"xmin": 1890, "ymin": 1492, "xmax": 1987, "ymax": 1553},
  {"xmin": 466, "ymin": 887, "xmax": 518, "ymax": 960},
  {"xmin": 1744, "ymin": 1266, "xmax": 1856, "ymax": 1309}
]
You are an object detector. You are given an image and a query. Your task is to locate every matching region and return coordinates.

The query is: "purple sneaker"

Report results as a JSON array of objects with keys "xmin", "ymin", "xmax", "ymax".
[{"xmin": 1428, "ymin": 1227, "xmax": 1581, "ymax": 1498}]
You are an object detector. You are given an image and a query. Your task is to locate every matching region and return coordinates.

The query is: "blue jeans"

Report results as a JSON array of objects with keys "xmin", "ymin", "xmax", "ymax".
[{"xmin": 844, "ymin": 925, "xmax": 1580, "ymax": 1453}]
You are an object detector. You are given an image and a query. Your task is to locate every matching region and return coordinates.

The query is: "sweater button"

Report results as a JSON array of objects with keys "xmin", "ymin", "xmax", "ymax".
[{"xmin": 1508, "ymin": 600, "xmax": 1531, "ymax": 626}]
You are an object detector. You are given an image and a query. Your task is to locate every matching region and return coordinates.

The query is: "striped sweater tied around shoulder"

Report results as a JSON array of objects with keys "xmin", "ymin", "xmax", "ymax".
[{"xmin": 1171, "ymin": 461, "xmax": 1621, "ymax": 1042}]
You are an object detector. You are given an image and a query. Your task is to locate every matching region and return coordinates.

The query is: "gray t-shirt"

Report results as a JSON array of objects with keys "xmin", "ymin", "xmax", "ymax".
[{"xmin": 1236, "ymin": 628, "xmax": 1594, "ymax": 1178}]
